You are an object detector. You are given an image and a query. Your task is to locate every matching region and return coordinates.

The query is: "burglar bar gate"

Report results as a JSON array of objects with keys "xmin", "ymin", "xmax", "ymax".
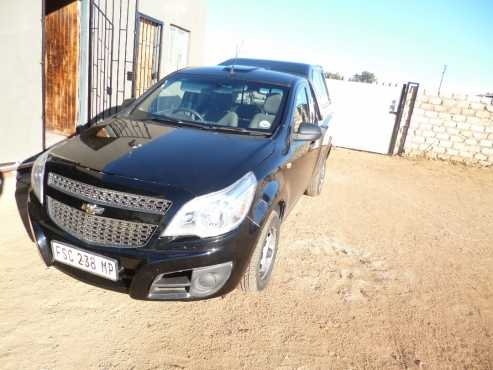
[{"xmin": 88, "ymin": 0, "xmax": 138, "ymax": 123}]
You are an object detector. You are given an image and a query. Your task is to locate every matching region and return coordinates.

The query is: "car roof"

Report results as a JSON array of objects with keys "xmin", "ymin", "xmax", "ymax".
[
  {"xmin": 219, "ymin": 58, "xmax": 322, "ymax": 78},
  {"xmin": 175, "ymin": 65, "xmax": 303, "ymax": 87}
]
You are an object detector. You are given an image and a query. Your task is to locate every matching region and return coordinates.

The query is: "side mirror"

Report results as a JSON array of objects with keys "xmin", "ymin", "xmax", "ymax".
[{"xmin": 293, "ymin": 123, "xmax": 322, "ymax": 141}]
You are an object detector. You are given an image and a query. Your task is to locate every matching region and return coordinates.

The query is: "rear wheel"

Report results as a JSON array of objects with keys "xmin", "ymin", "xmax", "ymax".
[{"xmin": 240, "ymin": 210, "xmax": 280, "ymax": 292}]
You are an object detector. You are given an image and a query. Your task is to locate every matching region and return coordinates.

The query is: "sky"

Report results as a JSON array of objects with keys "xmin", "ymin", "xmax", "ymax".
[{"xmin": 205, "ymin": 0, "xmax": 493, "ymax": 94}]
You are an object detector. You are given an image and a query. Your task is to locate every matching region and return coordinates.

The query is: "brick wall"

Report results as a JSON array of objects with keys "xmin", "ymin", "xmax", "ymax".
[{"xmin": 404, "ymin": 92, "xmax": 493, "ymax": 167}]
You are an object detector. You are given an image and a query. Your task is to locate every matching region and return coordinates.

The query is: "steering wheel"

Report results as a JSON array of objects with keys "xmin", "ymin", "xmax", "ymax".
[{"xmin": 172, "ymin": 108, "xmax": 205, "ymax": 122}]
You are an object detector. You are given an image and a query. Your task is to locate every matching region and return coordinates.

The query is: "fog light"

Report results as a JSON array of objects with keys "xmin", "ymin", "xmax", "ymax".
[
  {"xmin": 190, "ymin": 262, "xmax": 233, "ymax": 298},
  {"xmin": 198, "ymin": 273, "xmax": 217, "ymax": 289}
]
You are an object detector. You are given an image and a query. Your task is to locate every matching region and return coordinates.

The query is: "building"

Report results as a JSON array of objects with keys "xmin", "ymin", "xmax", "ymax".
[{"xmin": 0, "ymin": 0, "xmax": 207, "ymax": 167}]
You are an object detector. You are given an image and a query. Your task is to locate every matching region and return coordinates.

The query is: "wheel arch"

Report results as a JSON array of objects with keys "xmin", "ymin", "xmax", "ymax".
[{"xmin": 250, "ymin": 175, "xmax": 286, "ymax": 227}]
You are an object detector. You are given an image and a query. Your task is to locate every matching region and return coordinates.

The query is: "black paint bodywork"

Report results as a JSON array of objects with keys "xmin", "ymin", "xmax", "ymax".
[
  {"xmin": 220, "ymin": 58, "xmax": 325, "ymax": 89},
  {"xmin": 27, "ymin": 66, "xmax": 331, "ymax": 301}
]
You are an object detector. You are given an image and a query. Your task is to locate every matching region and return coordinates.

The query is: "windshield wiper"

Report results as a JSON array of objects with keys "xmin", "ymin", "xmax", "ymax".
[
  {"xmin": 143, "ymin": 115, "xmax": 268, "ymax": 136},
  {"xmin": 207, "ymin": 125, "xmax": 268, "ymax": 136},
  {"xmin": 144, "ymin": 115, "xmax": 211, "ymax": 130}
]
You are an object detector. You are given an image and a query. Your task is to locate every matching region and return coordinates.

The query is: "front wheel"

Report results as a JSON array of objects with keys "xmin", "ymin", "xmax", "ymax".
[
  {"xmin": 240, "ymin": 210, "xmax": 280, "ymax": 292},
  {"xmin": 306, "ymin": 158, "xmax": 327, "ymax": 197}
]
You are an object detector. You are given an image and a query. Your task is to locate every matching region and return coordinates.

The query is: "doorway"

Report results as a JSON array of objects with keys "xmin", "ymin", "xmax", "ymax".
[
  {"xmin": 44, "ymin": 0, "xmax": 79, "ymax": 145},
  {"xmin": 133, "ymin": 13, "xmax": 163, "ymax": 98}
]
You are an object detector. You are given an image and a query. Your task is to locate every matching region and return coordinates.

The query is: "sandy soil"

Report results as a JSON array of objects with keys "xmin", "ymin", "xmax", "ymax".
[{"xmin": 1, "ymin": 149, "xmax": 492, "ymax": 370}]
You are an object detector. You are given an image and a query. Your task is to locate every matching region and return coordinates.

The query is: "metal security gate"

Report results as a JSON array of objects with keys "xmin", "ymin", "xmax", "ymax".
[
  {"xmin": 328, "ymin": 79, "xmax": 420, "ymax": 155},
  {"xmin": 388, "ymin": 82, "xmax": 420, "ymax": 155},
  {"xmin": 132, "ymin": 13, "xmax": 163, "ymax": 98},
  {"xmin": 329, "ymin": 80, "xmax": 404, "ymax": 154},
  {"xmin": 88, "ymin": 0, "xmax": 138, "ymax": 123}
]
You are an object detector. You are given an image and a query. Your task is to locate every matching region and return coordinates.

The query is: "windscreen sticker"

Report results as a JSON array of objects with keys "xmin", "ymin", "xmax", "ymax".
[{"xmin": 259, "ymin": 120, "xmax": 271, "ymax": 129}]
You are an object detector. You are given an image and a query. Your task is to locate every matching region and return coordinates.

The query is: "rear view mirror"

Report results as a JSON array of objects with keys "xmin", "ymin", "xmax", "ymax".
[{"xmin": 293, "ymin": 123, "xmax": 322, "ymax": 141}]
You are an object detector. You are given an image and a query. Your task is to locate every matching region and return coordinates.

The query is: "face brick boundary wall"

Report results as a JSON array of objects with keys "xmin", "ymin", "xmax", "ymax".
[{"xmin": 404, "ymin": 92, "xmax": 493, "ymax": 167}]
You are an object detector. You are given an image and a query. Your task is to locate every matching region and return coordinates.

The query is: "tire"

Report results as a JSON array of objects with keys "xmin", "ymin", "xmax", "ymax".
[
  {"xmin": 306, "ymin": 157, "xmax": 327, "ymax": 197},
  {"xmin": 240, "ymin": 210, "xmax": 281, "ymax": 292}
]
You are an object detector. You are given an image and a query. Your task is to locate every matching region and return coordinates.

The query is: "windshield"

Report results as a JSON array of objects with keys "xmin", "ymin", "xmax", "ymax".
[{"xmin": 129, "ymin": 75, "xmax": 288, "ymax": 134}]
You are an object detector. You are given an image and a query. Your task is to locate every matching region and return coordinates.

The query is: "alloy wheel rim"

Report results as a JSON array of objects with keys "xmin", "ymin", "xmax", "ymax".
[{"xmin": 258, "ymin": 226, "xmax": 277, "ymax": 281}]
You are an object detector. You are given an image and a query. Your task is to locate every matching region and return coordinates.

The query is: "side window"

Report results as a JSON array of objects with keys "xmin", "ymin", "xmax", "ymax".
[
  {"xmin": 313, "ymin": 71, "xmax": 330, "ymax": 106},
  {"xmin": 292, "ymin": 86, "xmax": 310, "ymax": 132}
]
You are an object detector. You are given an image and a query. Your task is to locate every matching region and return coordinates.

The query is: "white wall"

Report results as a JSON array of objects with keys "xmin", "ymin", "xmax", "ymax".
[{"xmin": 0, "ymin": 0, "xmax": 43, "ymax": 163}]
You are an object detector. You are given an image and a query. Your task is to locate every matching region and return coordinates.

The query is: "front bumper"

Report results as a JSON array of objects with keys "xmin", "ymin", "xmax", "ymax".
[{"xmin": 28, "ymin": 192, "xmax": 261, "ymax": 301}]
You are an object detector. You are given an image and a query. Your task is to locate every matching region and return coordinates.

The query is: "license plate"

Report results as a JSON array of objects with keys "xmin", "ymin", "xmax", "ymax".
[{"xmin": 51, "ymin": 241, "xmax": 118, "ymax": 281}]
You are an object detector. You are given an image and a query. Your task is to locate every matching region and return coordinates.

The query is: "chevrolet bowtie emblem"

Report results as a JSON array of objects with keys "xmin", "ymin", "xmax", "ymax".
[{"xmin": 81, "ymin": 203, "xmax": 105, "ymax": 216}]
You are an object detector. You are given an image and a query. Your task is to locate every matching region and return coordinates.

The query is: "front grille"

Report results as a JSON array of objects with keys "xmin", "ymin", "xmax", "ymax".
[
  {"xmin": 47, "ymin": 196, "xmax": 157, "ymax": 248},
  {"xmin": 47, "ymin": 173, "xmax": 172, "ymax": 215}
]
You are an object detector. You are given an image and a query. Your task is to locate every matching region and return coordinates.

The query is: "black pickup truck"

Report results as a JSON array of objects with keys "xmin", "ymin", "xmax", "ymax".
[{"xmin": 28, "ymin": 61, "xmax": 333, "ymax": 300}]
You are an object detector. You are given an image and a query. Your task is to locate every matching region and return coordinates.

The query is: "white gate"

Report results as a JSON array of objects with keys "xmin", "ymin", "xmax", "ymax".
[{"xmin": 327, "ymin": 79, "xmax": 403, "ymax": 154}]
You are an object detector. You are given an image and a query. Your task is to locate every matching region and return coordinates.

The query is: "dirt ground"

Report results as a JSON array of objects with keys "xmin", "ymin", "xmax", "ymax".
[{"xmin": 1, "ymin": 149, "xmax": 492, "ymax": 370}]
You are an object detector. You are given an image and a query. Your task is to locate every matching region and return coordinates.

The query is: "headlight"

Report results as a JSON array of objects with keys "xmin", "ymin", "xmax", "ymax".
[
  {"xmin": 31, "ymin": 151, "xmax": 49, "ymax": 204},
  {"xmin": 162, "ymin": 172, "xmax": 257, "ymax": 238}
]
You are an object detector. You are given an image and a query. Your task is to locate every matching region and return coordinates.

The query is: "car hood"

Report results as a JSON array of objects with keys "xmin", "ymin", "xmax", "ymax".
[{"xmin": 50, "ymin": 118, "xmax": 274, "ymax": 196}]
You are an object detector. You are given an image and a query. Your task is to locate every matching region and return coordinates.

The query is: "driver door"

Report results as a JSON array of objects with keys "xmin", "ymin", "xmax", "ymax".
[{"xmin": 283, "ymin": 83, "xmax": 321, "ymax": 210}]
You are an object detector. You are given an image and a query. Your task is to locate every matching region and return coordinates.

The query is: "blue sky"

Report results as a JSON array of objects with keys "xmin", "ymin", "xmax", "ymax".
[{"xmin": 206, "ymin": 0, "xmax": 493, "ymax": 93}]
